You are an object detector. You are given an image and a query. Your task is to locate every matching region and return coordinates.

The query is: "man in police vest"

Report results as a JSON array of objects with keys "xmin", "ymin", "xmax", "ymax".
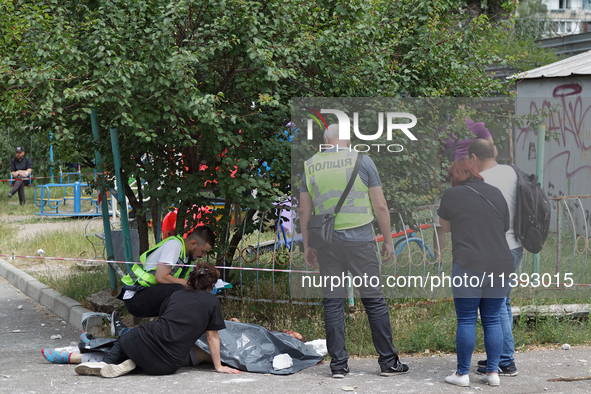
[
  {"xmin": 300, "ymin": 124, "xmax": 409, "ymax": 378},
  {"xmin": 117, "ymin": 226, "xmax": 215, "ymax": 317}
]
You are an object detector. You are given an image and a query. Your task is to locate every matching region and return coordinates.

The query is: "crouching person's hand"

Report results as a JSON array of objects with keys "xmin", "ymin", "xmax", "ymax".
[
  {"xmin": 207, "ymin": 330, "xmax": 241, "ymax": 375},
  {"xmin": 215, "ymin": 365, "xmax": 241, "ymax": 374}
]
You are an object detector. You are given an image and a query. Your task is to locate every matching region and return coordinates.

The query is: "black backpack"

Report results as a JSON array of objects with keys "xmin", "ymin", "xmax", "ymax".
[{"xmin": 510, "ymin": 165, "xmax": 551, "ymax": 254}]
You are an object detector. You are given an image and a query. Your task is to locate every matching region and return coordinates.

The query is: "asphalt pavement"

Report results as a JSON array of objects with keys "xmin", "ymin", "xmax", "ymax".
[{"xmin": 1, "ymin": 263, "xmax": 591, "ymax": 393}]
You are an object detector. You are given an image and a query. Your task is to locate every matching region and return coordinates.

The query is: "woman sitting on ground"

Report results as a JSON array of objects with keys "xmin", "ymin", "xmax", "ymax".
[
  {"xmin": 42, "ymin": 322, "xmax": 314, "ymax": 375},
  {"xmin": 437, "ymin": 158, "xmax": 513, "ymax": 387},
  {"xmin": 73, "ymin": 262, "xmax": 239, "ymax": 378},
  {"xmin": 43, "ymin": 325, "xmax": 307, "ymax": 367}
]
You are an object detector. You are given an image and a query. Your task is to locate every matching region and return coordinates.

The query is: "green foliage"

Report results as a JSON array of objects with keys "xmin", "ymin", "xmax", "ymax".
[
  {"xmin": 1, "ymin": 0, "xmax": 522, "ymax": 253},
  {"xmin": 486, "ymin": 23, "xmax": 559, "ymax": 72},
  {"xmin": 498, "ymin": 37, "xmax": 560, "ymax": 72},
  {"xmin": 518, "ymin": 0, "xmax": 548, "ymax": 15},
  {"xmin": 514, "ymin": 0, "xmax": 553, "ymax": 42},
  {"xmin": 480, "ymin": 0, "xmax": 559, "ymax": 72}
]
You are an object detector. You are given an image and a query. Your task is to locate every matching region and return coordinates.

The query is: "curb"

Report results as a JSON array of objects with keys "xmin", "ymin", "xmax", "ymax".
[{"xmin": 0, "ymin": 258, "xmax": 102, "ymax": 332}]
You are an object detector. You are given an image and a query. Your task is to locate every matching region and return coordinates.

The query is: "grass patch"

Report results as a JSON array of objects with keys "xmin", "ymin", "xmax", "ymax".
[
  {"xmin": 513, "ymin": 308, "xmax": 591, "ymax": 349},
  {"xmin": 219, "ymin": 297, "xmax": 591, "ymax": 355},
  {"xmin": 0, "ymin": 220, "xmax": 16, "ymax": 254},
  {"xmin": 390, "ymin": 300, "xmax": 458, "ymax": 354},
  {"xmin": 0, "ymin": 182, "xmax": 39, "ymax": 216},
  {"xmin": 24, "ymin": 227, "xmax": 96, "ymax": 259},
  {"xmin": 32, "ymin": 265, "xmax": 111, "ymax": 309}
]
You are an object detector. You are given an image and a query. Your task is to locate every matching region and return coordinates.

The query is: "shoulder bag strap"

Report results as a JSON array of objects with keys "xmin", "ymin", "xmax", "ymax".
[
  {"xmin": 334, "ymin": 153, "xmax": 364, "ymax": 216},
  {"xmin": 463, "ymin": 185, "xmax": 502, "ymax": 219}
]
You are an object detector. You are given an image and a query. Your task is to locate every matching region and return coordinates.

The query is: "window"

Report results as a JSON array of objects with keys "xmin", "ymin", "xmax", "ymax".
[
  {"xmin": 559, "ymin": 0, "xmax": 571, "ymax": 9},
  {"xmin": 555, "ymin": 21, "xmax": 566, "ymax": 33}
]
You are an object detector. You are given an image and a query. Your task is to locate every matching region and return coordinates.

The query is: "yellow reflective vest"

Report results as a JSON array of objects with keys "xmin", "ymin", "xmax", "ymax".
[
  {"xmin": 304, "ymin": 150, "xmax": 373, "ymax": 230},
  {"xmin": 121, "ymin": 235, "xmax": 190, "ymax": 287}
]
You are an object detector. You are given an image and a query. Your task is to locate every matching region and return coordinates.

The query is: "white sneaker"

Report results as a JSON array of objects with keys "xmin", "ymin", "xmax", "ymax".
[
  {"xmin": 75, "ymin": 362, "xmax": 107, "ymax": 376},
  {"xmin": 100, "ymin": 359, "xmax": 136, "ymax": 378},
  {"xmin": 445, "ymin": 371, "xmax": 470, "ymax": 387},
  {"xmin": 482, "ymin": 373, "xmax": 500, "ymax": 386}
]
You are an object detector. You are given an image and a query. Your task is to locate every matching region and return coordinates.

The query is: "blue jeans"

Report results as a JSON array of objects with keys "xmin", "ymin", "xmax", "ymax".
[
  {"xmin": 452, "ymin": 263, "xmax": 505, "ymax": 375},
  {"xmin": 119, "ymin": 327, "xmax": 132, "ymax": 337},
  {"xmin": 499, "ymin": 247, "xmax": 523, "ymax": 367}
]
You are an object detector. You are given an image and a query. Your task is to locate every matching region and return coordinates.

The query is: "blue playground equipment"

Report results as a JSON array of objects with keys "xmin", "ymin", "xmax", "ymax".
[
  {"xmin": 393, "ymin": 228, "xmax": 435, "ymax": 260},
  {"xmin": 34, "ymin": 180, "xmax": 100, "ymax": 216}
]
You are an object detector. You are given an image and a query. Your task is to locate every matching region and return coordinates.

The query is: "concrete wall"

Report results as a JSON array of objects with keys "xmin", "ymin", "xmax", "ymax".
[{"xmin": 515, "ymin": 76, "xmax": 591, "ymax": 233}]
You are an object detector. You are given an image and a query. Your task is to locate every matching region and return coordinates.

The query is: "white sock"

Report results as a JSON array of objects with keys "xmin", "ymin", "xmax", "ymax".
[{"xmin": 55, "ymin": 346, "xmax": 79, "ymax": 353}]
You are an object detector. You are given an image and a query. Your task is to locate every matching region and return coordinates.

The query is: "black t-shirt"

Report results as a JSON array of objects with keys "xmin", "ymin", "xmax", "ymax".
[
  {"xmin": 437, "ymin": 179, "xmax": 513, "ymax": 275},
  {"xmin": 134, "ymin": 289, "xmax": 225, "ymax": 370},
  {"xmin": 10, "ymin": 156, "xmax": 32, "ymax": 172}
]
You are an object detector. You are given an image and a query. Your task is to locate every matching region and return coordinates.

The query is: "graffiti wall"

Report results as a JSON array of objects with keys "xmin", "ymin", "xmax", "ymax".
[{"xmin": 515, "ymin": 76, "xmax": 591, "ymax": 234}]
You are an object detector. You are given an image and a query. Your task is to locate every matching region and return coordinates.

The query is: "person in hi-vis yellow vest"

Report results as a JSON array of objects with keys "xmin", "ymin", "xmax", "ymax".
[
  {"xmin": 299, "ymin": 124, "xmax": 408, "ymax": 378},
  {"xmin": 117, "ymin": 226, "xmax": 215, "ymax": 317}
]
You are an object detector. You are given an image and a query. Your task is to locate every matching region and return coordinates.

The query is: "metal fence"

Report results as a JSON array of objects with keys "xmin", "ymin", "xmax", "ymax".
[{"xmin": 213, "ymin": 196, "xmax": 591, "ymax": 305}]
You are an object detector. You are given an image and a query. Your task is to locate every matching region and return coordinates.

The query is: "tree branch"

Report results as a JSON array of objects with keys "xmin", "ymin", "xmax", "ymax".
[{"xmin": 287, "ymin": 78, "xmax": 323, "ymax": 95}]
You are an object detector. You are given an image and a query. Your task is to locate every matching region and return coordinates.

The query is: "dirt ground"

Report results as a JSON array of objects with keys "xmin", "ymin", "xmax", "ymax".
[
  {"xmin": 2, "ymin": 215, "xmax": 103, "ymax": 239},
  {"xmin": 1, "ymin": 214, "xmax": 106, "ymax": 275}
]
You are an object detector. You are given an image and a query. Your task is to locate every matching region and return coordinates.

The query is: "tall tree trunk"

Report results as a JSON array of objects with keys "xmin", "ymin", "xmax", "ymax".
[
  {"xmin": 216, "ymin": 208, "xmax": 256, "ymax": 282},
  {"xmin": 151, "ymin": 203, "xmax": 160, "ymax": 244},
  {"xmin": 123, "ymin": 179, "xmax": 149, "ymax": 255},
  {"xmin": 135, "ymin": 213, "xmax": 150, "ymax": 256}
]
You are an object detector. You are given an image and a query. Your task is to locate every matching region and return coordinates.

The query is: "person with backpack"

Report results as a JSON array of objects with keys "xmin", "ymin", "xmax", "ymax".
[
  {"xmin": 468, "ymin": 139, "xmax": 523, "ymax": 377},
  {"xmin": 468, "ymin": 138, "xmax": 551, "ymax": 377}
]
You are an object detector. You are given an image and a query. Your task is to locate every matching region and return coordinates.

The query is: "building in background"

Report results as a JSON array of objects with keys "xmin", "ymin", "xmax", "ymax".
[{"xmin": 512, "ymin": 50, "xmax": 591, "ymax": 233}]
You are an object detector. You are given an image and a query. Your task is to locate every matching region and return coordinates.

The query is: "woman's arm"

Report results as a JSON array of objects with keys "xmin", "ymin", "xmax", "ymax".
[
  {"xmin": 439, "ymin": 218, "xmax": 451, "ymax": 233},
  {"xmin": 206, "ymin": 330, "xmax": 240, "ymax": 374}
]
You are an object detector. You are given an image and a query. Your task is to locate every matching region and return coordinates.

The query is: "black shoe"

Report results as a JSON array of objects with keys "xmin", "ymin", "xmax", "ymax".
[
  {"xmin": 498, "ymin": 364, "xmax": 518, "ymax": 376},
  {"xmin": 331, "ymin": 366, "xmax": 350, "ymax": 378},
  {"xmin": 478, "ymin": 359, "xmax": 487, "ymax": 366},
  {"xmin": 110, "ymin": 311, "xmax": 126, "ymax": 337},
  {"xmin": 19, "ymin": 200, "xmax": 25, "ymax": 205},
  {"xmin": 380, "ymin": 359, "xmax": 409, "ymax": 376},
  {"xmin": 476, "ymin": 364, "xmax": 518, "ymax": 377}
]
